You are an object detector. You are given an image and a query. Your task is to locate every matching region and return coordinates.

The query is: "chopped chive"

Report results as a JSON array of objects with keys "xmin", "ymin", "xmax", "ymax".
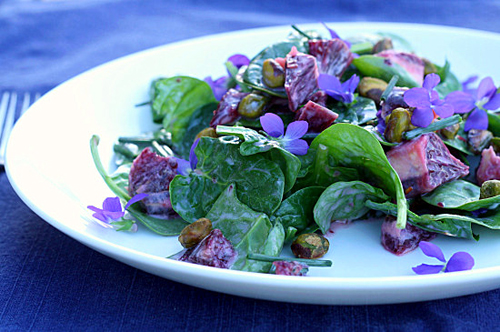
[
  {"xmin": 350, "ymin": 42, "xmax": 373, "ymax": 54},
  {"xmin": 247, "ymin": 253, "xmax": 333, "ymax": 267},
  {"xmin": 135, "ymin": 101, "xmax": 151, "ymax": 107},
  {"xmin": 152, "ymin": 141, "xmax": 174, "ymax": 157},
  {"xmin": 380, "ymin": 75, "xmax": 399, "ymax": 102},
  {"xmin": 291, "ymin": 25, "xmax": 313, "ymax": 40},
  {"xmin": 404, "ymin": 115, "xmax": 462, "ymax": 140}
]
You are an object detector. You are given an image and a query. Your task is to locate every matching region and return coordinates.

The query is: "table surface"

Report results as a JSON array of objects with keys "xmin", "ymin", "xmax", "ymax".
[{"xmin": 2, "ymin": 0, "xmax": 500, "ymax": 330}]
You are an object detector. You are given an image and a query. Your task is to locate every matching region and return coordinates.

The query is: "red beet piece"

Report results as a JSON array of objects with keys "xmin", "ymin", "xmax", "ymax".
[
  {"xmin": 375, "ymin": 50, "xmax": 425, "ymax": 86},
  {"xmin": 477, "ymin": 146, "xmax": 500, "ymax": 185},
  {"xmin": 296, "ymin": 100, "xmax": 338, "ymax": 132},
  {"xmin": 285, "ymin": 47, "xmax": 319, "ymax": 112},
  {"xmin": 308, "ymin": 90, "xmax": 328, "ymax": 107},
  {"xmin": 387, "ymin": 133, "xmax": 469, "ymax": 198},
  {"xmin": 128, "ymin": 148, "xmax": 178, "ymax": 216},
  {"xmin": 308, "ymin": 39, "xmax": 353, "ymax": 78},
  {"xmin": 273, "ymin": 261, "xmax": 308, "ymax": 276},
  {"xmin": 381, "ymin": 216, "xmax": 436, "ymax": 256},
  {"xmin": 209, "ymin": 89, "xmax": 249, "ymax": 127},
  {"xmin": 179, "ymin": 229, "xmax": 237, "ymax": 268}
]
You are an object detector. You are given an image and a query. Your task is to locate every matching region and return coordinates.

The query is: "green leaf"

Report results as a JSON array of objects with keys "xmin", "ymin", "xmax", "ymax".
[
  {"xmin": 292, "ymin": 145, "xmax": 359, "ymax": 191},
  {"xmin": 310, "ymin": 124, "xmax": 407, "ymax": 228},
  {"xmin": 488, "ymin": 111, "xmax": 500, "ymax": 136},
  {"xmin": 216, "ymin": 125, "xmax": 301, "ymax": 193},
  {"xmin": 90, "ymin": 136, "xmax": 189, "ymax": 235},
  {"xmin": 366, "ymin": 200, "xmax": 477, "ymax": 240},
  {"xmin": 333, "ymin": 96, "xmax": 378, "ymax": 125},
  {"xmin": 242, "ymin": 41, "xmax": 307, "ymax": 97},
  {"xmin": 205, "ymin": 184, "xmax": 274, "ymax": 272},
  {"xmin": 421, "ymin": 180, "xmax": 500, "ymax": 211},
  {"xmin": 314, "ymin": 181, "xmax": 390, "ymax": 234},
  {"xmin": 273, "ymin": 186, "xmax": 325, "ymax": 233},
  {"xmin": 169, "ymin": 136, "xmax": 285, "ymax": 221},
  {"xmin": 435, "ymin": 62, "xmax": 462, "ymax": 97},
  {"xmin": 352, "ymin": 55, "xmax": 419, "ymax": 88},
  {"xmin": 150, "ymin": 76, "xmax": 215, "ymax": 124},
  {"xmin": 174, "ymin": 102, "xmax": 218, "ymax": 159}
]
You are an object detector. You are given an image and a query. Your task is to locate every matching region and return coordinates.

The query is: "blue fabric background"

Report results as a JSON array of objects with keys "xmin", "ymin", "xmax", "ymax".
[{"xmin": 2, "ymin": 0, "xmax": 500, "ymax": 330}]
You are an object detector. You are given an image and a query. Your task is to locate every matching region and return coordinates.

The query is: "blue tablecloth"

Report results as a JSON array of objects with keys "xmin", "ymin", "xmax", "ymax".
[{"xmin": 2, "ymin": 0, "xmax": 500, "ymax": 330}]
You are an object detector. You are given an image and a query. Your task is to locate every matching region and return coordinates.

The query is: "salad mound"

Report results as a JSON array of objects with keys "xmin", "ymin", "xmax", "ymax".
[{"xmin": 91, "ymin": 25, "xmax": 500, "ymax": 276}]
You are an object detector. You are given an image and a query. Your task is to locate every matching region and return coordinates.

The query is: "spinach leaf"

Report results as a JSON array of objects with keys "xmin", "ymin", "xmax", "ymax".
[
  {"xmin": 310, "ymin": 124, "xmax": 407, "ymax": 228},
  {"xmin": 169, "ymin": 136, "xmax": 285, "ymax": 222},
  {"xmin": 242, "ymin": 41, "xmax": 307, "ymax": 98},
  {"xmin": 205, "ymin": 184, "xmax": 274, "ymax": 272},
  {"xmin": 421, "ymin": 180, "xmax": 500, "ymax": 211},
  {"xmin": 333, "ymin": 96, "xmax": 378, "ymax": 125},
  {"xmin": 435, "ymin": 61, "xmax": 462, "ymax": 97},
  {"xmin": 244, "ymin": 221, "xmax": 286, "ymax": 273},
  {"xmin": 362, "ymin": 126, "xmax": 398, "ymax": 147},
  {"xmin": 292, "ymin": 144, "xmax": 359, "ymax": 191},
  {"xmin": 90, "ymin": 136, "xmax": 189, "ymax": 235},
  {"xmin": 216, "ymin": 125, "xmax": 300, "ymax": 193},
  {"xmin": 440, "ymin": 122, "xmax": 472, "ymax": 156},
  {"xmin": 352, "ymin": 55, "xmax": 419, "ymax": 88},
  {"xmin": 488, "ymin": 111, "xmax": 500, "ymax": 136},
  {"xmin": 273, "ymin": 186, "xmax": 324, "ymax": 235},
  {"xmin": 314, "ymin": 181, "xmax": 390, "ymax": 234},
  {"xmin": 174, "ymin": 102, "xmax": 218, "ymax": 159},
  {"xmin": 366, "ymin": 200, "xmax": 477, "ymax": 240},
  {"xmin": 150, "ymin": 76, "xmax": 215, "ymax": 124}
]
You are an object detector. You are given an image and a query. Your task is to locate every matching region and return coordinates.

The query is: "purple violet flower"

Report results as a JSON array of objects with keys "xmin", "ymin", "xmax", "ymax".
[
  {"xmin": 318, "ymin": 73, "xmax": 360, "ymax": 104},
  {"xmin": 87, "ymin": 193, "xmax": 148, "ymax": 231},
  {"xmin": 412, "ymin": 241, "xmax": 474, "ymax": 275},
  {"xmin": 205, "ymin": 54, "xmax": 250, "ymax": 101},
  {"xmin": 176, "ymin": 138, "xmax": 200, "ymax": 176},
  {"xmin": 461, "ymin": 75, "xmax": 478, "ymax": 94},
  {"xmin": 445, "ymin": 76, "xmax": 500, "ymax": 131},
  {"xmin": 403, "ymin": 73, "xmax": 454, "ymax": 128},
  {"xmin": 260, "ymin": 113, "xmax": 309, "ymax": 155}
]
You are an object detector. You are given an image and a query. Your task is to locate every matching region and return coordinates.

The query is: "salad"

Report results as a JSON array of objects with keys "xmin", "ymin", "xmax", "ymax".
[{"xmin": 89, "ymin": 24, "xmax": 500, "ymax": 276}]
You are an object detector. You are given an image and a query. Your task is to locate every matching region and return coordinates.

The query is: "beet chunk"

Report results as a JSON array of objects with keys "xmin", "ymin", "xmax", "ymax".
[
  {"xmin": 179, "ymin": 229, "xmax": 237, "ymax": 268},
  {"xmin": 273, "ymin": 261, "xmax": 308, "ymax": 276},
  {"xmin": 285, "ymin": 47, "xmax": 319, "ymax": 111},
  {"xmin": 128, "ymin": 148, "xmax": 178, "ymax": 216},
  {"xmin": 387, "ymin": 133, "xmax": 469, "ymax": 198},
  {"xmin": 381, "ymin": 216, "xmax": 436, "ymax": 256},
  {"xmin": 308, "ymin": 39, "xmax": 353, "ymax": 78},
  {"xmin": 375, "ymin": 50, "xmax": 425, "ymax": 86},
  {"xmin": 209, "ymin": 89, "xmax": 249, "ymax": 127},
  {"xmin": 308, "ymin": 90, "xmax": 328, "ymax": 107},
  {"xmin": 477, "ymin": 146, "xmax": 500, "ymax": 185},
  {"xmin": 296, "ymin": 100, "xmax": 338, "ymax": 132}
]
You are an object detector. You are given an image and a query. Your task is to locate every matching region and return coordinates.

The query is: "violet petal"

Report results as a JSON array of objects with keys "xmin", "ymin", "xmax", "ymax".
[
  {"xmin": 484, "ymin": 93, "xmax": 500, "ymax": 110},
  {"xmin": 341, "ymin": 74, "xmax": 360, "ymax": 94},
  {"xmin": 433, "ymin": 103, "xmax": 454, "ymax": 119},
  {"xmin": 102, "ymin": 197, "xmax": 122, "ymax": 213},
  {"xmin": 204, "ymin": 76, "xmax": 228, "ymax": 101},
  {"xmin": 423, "ymin": 73, "xmax": 441, "ymax": 91},
  {"xmin": 445, "ymin": 91, "xmax": 476, "ymax": 114},
  {"xmin": 284, "ymin": 121, "xmax": 308, "ymax": 140},
  {"xmin": 228, "ymin": 54, "xmax": 250, "ymax": 68},
  {"xmin": 260, "ymin": 113, "xmax": 284, "ymax": 137},
  {"xmin": 318, "ymin": 73, "xmax": 342, "ymax": 92},
  {"xmin": 176, "ymin": 158, "xmax": 190, "ymax": 176},
  {"xmin": 464, "ymin": 108, "xmax": 489, "ymax": 131},
  {"xmin": 282, "ymin": 138, "xmax": 309, "ymax": 156},
  {"xmin": 476, "ymin": 77, "xmax": 496, "ymax": 101},
  {"xmin": 412, "ymin": 264, "xmax": 444, "ymax": 275},
  {"xmin": 419, "ymin": 241, "xmax": 446, "ymax": 262},
  {"xmin": 404, "ymin": 88, "xmax": 429, "ymax": 108},
  {"xmin": 411, "ymin": 105, "xmax": 434, "ymax": 127},
  {"xmin": 462, "ymin": 75, "xmax": 478, "ymax": 93},
  {"xmin": 124, "ymin": 193, "xmax": 149, "ymax": 210},
  {"xmin": 445, "ymin": 252, "xmax": 475, "ymax": 272},
  {"xmin": 189, "ymin": 138, "xmax": 200, "ymax": 170}
]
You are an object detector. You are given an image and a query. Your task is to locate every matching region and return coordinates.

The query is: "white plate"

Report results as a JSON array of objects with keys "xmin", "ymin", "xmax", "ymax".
[{"xmin": 7, "ymin": 23, "xmax": 500, "ymax": 305}]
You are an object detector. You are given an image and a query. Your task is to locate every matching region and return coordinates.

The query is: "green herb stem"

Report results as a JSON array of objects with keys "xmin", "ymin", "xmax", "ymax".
[
  {"xmin": 404, "ymin": 115, "xmax": 462, "ymax": 140},
  {"xmin": 291, "ymin": 25, "xmax": 313, "ymax": 40},
  {"xmin": 380, "ymin": 75, "xmax": 399, "ymax": 101},
  {"xmin": 350, "ymin": 42, "xmax": 374, "ymax": 54},
  {"xmin": 247, "ymin": 253, "xmax": 333, "ymax": 267}
]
